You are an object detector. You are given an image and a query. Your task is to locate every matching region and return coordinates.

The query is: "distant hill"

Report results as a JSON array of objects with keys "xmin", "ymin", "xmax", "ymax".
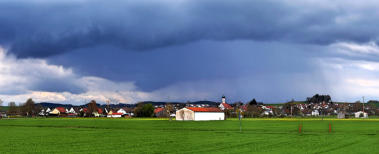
[
  {"xmin": 136, "ymin": 101, "xmax": 219, "ymax": 105},
  {"xmin": 367, "ymin": 100, "xmax": 379, "ymax": 107},
  {"xmin": 35, "ymin": 101, "xmax": 220, "ymax": 109},
  {"xmin": 187, "ymin": 101, "xmax": 218, "ymax": 105},
  {"xmin": 0, "ymin": 106, "xmax": 9, "ymax": 112},
  {"xmin": 38, "ymin": 102, "xmax": 74, "ymax": 108}
]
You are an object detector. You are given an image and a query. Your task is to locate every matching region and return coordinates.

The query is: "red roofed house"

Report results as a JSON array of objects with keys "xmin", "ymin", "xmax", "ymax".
[
  {"xmin": 176, "ymin": 107, "xmax": 224, "ymax": 121},
  {"xmin": 49, "ymin": 107, "xmax": 67, "ymax": 117},
  {"xmin": 93, "ymin": 108, "xmax": 103, "ymax": 117},
  {"xmin": 219, "ymin": 95, "xmax": 233, "ymax": 110},
  {"xmin": 107, "ymin": 112, "xmax": 123, "ymax": 118},
  {"xmin": 154, "ymin": 108, "xmax": 167, "ymax": 117}
]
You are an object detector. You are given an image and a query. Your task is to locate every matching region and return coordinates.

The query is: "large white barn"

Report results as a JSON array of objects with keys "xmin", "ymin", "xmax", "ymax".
[{"xmin": 176, "ymin": 107, "xmax": 225, "ymax": 121}]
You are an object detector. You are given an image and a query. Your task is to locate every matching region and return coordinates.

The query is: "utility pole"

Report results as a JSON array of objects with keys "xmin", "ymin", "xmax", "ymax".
[
  {"xmin": 290, "ymin": 105, "xmax": 293, "ymax": 117},
  {"xmin": 239, "ymin": 108, "xmax": 242, "ymax": 133},
  {"xmin": 362, "ymin": 96, "xmax": 365, "ymax": 112},
  {"xmin": 237, "ymin": 103, "xmax": 242, "ymax": 133}
]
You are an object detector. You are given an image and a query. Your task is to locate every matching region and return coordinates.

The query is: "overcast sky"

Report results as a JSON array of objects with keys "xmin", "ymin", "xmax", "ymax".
[{"xmin": 1, "ymin": 0, "xmax": 379, "ymax": 104}]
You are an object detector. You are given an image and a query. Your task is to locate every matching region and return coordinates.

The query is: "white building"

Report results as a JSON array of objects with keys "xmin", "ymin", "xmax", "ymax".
[
  {"xmin": 354, "ymin": 111, "xmax": 368, "ymax": 118},
  {"xmin": 176, "ymin": 107, "xmax": 225, "ymax": 121},
  {"xmin": 117, "ymin": 108, "xmax": 127, "ymax": 115},
  {"xmin": 67, "ymin": 107, "xmax": 77, "ymax": 114},
  {"xmin": 219, "ymin": 95, "xmax": 233, "ymax": 111},
  {"xmin": 107, "ymin": 112, "xmax": 123, "ymax": 118},
  {"xmin": 39, "ymin": 109, "xmax": 46, "ymax": 116},
  {"xmin": 263, "ymin": 110, "xmax": 273, "ymax": 116},
  {"xmin": 311, "ymin": 110, "xmax": 319, "ymax": 116}
]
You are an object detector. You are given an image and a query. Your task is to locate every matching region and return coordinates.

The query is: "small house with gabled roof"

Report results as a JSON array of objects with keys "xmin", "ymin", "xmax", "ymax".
[{"xmin": 176, "ymin": 107, "xmax": 224, "ymax": 121}]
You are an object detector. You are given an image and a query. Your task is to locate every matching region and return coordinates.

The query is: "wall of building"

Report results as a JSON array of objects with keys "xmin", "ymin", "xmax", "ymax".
[
  {"xmin": 176, "ymin": 109, "xmax": 194, "ymax": 120},
  {"xmin": 194, "ymin": 112, "xmax": 225, "ymax": 121}
]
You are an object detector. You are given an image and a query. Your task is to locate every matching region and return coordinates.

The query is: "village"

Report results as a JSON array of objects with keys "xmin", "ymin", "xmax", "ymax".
[{"xmin": 1, "ymin": 94, "xmax": 378, "ymax": 120}]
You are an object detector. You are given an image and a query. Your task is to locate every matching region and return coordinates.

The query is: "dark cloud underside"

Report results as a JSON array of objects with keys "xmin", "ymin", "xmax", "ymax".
[{"xmin": 1, "ymin": 0, "xmax": 379, "ymax": 57}]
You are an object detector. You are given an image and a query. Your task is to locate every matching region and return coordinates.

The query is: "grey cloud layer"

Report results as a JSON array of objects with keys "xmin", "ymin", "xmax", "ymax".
[{"xmin": 1, "ymin": 0, "xmax": 379, "ymax": 57}]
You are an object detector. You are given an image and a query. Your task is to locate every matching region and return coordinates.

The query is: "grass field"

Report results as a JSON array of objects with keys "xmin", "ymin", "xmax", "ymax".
[{"xmin": 0, "ymin": 118, "xmax": 378, "ymax": 153}]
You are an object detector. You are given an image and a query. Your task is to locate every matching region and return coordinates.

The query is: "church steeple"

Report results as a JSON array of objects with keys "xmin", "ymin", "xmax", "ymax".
[{"xmin": 221, "ymin": 95, "xmax": 226, "ymax": 104}]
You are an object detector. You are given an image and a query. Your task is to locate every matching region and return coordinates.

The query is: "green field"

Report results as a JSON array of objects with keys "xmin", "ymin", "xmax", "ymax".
[{"xmin": 0, "ymin": 118, "xmax": 378, "ymax": 153}]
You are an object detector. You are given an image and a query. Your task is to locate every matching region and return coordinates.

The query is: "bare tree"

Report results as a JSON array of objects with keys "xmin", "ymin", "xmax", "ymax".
[
  {"xmin": 21, "ymin": 98, "xmax": 38, "ymax": 117},
  {"xmin": 8, "ymin": 102, "xmax": 18, "ymax": 116},
  {"xmin": 86, "ymin": 100, "xmax": 98, "ymax": 117},
  {"xmin": 0, "ymin": 99, "xmax": 3, "ymax": 119},
  {"xmin": 165, "ymin": 103, "xmax": 174, "ymax": 121}
]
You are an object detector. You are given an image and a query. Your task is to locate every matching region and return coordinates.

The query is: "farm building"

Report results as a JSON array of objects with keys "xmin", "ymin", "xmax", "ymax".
[
  {"xmin": 311, "ymin": 110, "xmax": 319, "ymax": 116},
  {"xmin": 354, "ymin": 111, "xmax": 368, "ymax": 118},
  {"xmin": 93, "ymin": 108, "xmax": 103, "ymax": 117},
  {"xmin": 49, "ymin": 107, "xmax": 67, "ymax": 116},
  {"xmin": 67, "ymin": 107, "xmax": 77, "ymax": 114},
  {"xmin": 337, "ymin": 111, "xmax": 346, "ymax": 119},
  {"xmin": 107, "ymin": 112, "xmax": 123, "ymax": 118},
  {"xmin": 176, "ymin": 107, "xmax": 224, "ymax": 121},
  {"xmin": 117, "ymin": 108, "xmax": 127, "ymax": 115},
  {"xmin": 154, "ymin": 108, "xmax": 167, "ymax": 117}
]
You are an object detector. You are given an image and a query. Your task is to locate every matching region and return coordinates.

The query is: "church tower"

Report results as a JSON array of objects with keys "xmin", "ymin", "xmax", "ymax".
[{"xmin": 221, "ymin": 95, "xmax": 226, "ymax": 104}]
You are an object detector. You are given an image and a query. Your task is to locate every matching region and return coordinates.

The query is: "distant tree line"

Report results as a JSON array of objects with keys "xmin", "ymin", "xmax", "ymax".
[
  {"xmin": 306, "ymin": 94, "xmax": 331, "ymax": 104},
  {"xmin": 134, "ymin": 103, "xmax": 154, "ymax": 117}
]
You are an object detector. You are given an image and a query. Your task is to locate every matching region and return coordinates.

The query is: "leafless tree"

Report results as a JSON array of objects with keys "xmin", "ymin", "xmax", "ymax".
[
  {"xmin": 21, "ymin": 98, "xmax": 38, "ymax": 117},
  {"xmin": 0, "ymin": 99, "xmax": 3, "ymax": 119},
  {"xmin": 165, "ymin": 103, "xmax": 174, "ymax": 121},
  {"xmin": 8, "ymin": 102, "xmax": 18, "ymax": 116},
  {"xmin": 86, "ymin": 100, "xmax": 98, "ymax": 117}
]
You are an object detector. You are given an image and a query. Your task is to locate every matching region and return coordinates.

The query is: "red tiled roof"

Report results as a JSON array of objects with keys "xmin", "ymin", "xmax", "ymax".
[
  {"xmin": 154, "ymin": 108, "xmax": 165, "ymax": 114},
  {"xmin": 187, "ymin": 107, "xmax": 223, "ymax": 112},
  {"xmin": 97, "ymin": 108, "xmax": 103, "ymax": 114},
  {"xmin": 111, "ymin": 113, "xmax": 123, "ymax": 115},
  {"xmin": 56, "ymin": 107, "xmax": 66, "ymax": 113},
  {"xmin": 221, "ymin": 103, "xmax": 233, "ymax": 109}
]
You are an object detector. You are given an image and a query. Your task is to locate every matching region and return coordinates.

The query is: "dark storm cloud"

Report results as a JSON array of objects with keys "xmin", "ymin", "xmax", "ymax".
[
  {"xmin": 48, "ymin": 40, "xmax": 326, "ymax": 93},
  {"xmin": 1, "ymin": 0, "xmax": 379, "ymax": 57}
]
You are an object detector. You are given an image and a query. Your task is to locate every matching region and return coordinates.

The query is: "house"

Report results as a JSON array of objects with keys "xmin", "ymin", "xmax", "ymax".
[
  {"xmin": 219, "ymin": 103, "xmax": 233, "ymax": 110},
  {"xmin": 39, "ymin": 109, "xmax": 46, "ymax": 116},
  {"xmin": 176, "ymin": 107, "xmax": 225, "ymax": 121},
  {"xmin": 49, "ymin": 107, "xmax": 67, "ymax": 116},
  {"xmin": 80, "ymin": 108, "xmax": 103, "ymax": 117},
  {"xmin": 311, "ymin": 110, "xmax": 319, "ymax": 116},
  {"xmin": 45, "ymin": 108, "xmax": 51, "ymax": 113},
  {"xmin": 107, "ymin": 112, "xmax": 123, "ymax": 118},
  {"xmin": 39, "ymin": 108, "xmax": 51, "ymax": 116},
  {"xmin": 93, "ymin": 108, "xmax": 103, "ymax": 117},
  {"xmin": 337, "ymin": 111, "xmax": 345, "ymax": 119},
  {"xmin": 67, "ymin": 107, "xmax": 77, "ymax": 114},
  {"xmin": 0, "ymin": 112, "xmax": 6, "ymax": 118},
  {"xmin": 65, "ymin": 107, "xmax": 77, "ymax": 117},
  {"xmin": 117, "ymin": 108, "xmax": 127, "ymax": 115},
  {"xmin": 354, "ymin": 111, "xmax": 368, "ymax": 118},
  {"xmin": 263, "ymin": 110, "xmax": 273, "ymax": 116},
  {"xmin": 219, "ymin": 95, "xmax": 233, "ymax": 110},
  {"xmin": 154, "ymin": 108, "xmax": 166, "ymax": 117}
]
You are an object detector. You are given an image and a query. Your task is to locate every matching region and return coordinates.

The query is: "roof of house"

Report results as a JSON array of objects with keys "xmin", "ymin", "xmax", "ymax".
[
  {"xmin": 97, "ymin": 108, "xmax": 103, "ymax": 114},
  {"xmin": 111, "ymin": 113, "xmax": 123, "ymax": 115},
  {"xmin": 221, "ymin": 103, "xmax": 233, "ymax": 109},
  {"xmin": 187, "ymin": 107, "xmax": 223, "ymax": 112},
  {"xmin": 56, "ymin": 107, "xmax": 66, "ymax": 113},
  {"xmin": 154, "ymin": 108, "xmax": 165, "ymax": 114}
]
